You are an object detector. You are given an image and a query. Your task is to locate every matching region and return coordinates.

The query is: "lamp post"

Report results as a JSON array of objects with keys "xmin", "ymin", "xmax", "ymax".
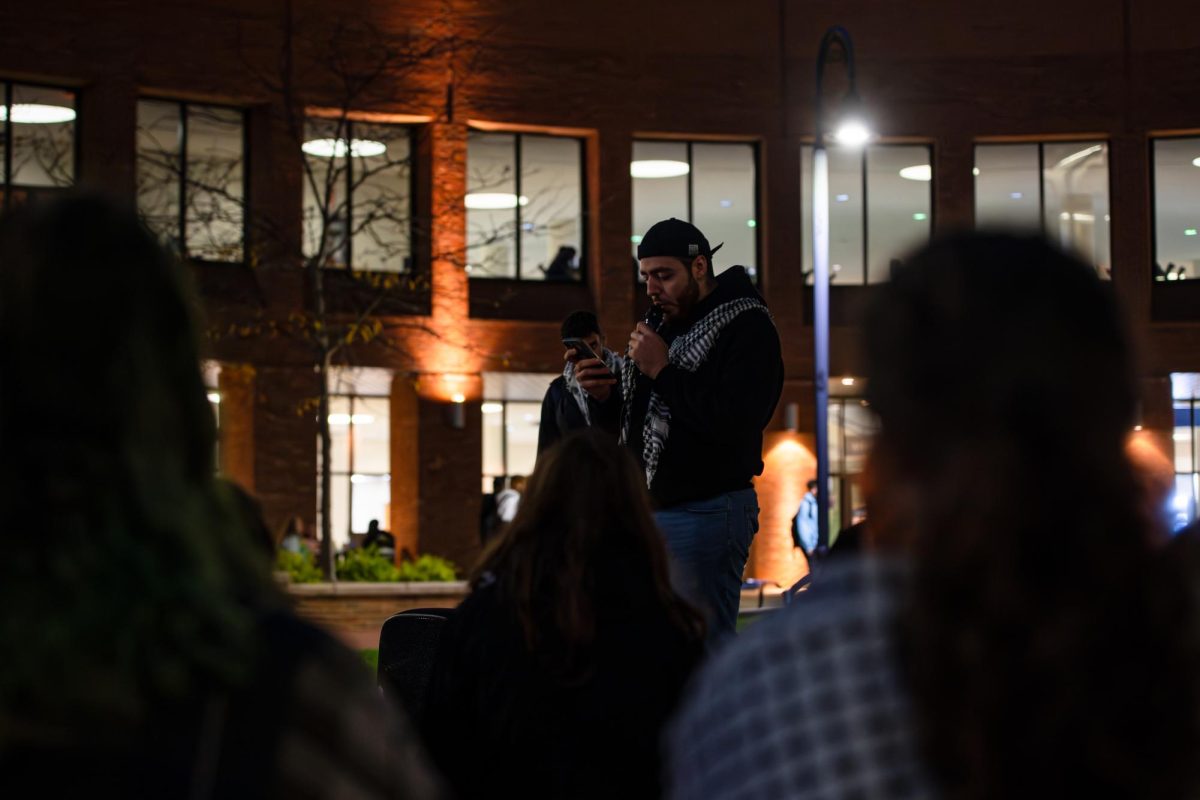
[{"xmin": 812, "ymin": 26, "xmax": 868, "ymax": 554}]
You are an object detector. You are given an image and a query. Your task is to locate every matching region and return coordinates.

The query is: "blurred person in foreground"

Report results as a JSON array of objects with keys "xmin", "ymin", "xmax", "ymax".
[
  {"xmin": 0, "ymin": 195, "xmax": 442, "ymax": 798},
  {"xmin": 667, "ymin": 233, "xmax": 1200, "ymax": 798},
  {"xmin": 422, "ymin": 429, "xmax": 705, "ymax": 799}
]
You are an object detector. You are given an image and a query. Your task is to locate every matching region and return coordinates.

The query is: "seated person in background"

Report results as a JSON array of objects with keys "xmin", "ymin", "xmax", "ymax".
[
  {"xmin": 0, "ymin": 195, "xmax": 443, "ymax": 798},
  {"xmin": 537, "ymin": 310, "xmax": 623, "ymax": 456},
  {"xmin": 667, "ymin": 233, "xmax": 1200, "ymax": 798},
  {"xmin": 363, "ymin": 518, "xmax": 396, "ymax": 556},
  {"xmin": 422, "ymin": 430, "xmax": 705, "ymax": 799}
]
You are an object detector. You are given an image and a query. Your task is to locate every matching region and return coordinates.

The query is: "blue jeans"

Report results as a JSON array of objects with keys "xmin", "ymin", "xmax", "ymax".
[{"xmin": 655, "ymin": 488, "xmax": 759, "ymax": 646}]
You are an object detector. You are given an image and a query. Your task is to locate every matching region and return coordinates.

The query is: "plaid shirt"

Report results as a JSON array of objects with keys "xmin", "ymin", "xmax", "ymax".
[{"xmin": 666, "ymin": 557, "xmax": 934, "ymax": 799}]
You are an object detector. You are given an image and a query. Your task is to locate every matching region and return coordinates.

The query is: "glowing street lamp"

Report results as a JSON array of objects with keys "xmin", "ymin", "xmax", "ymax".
[{"xmin": 812, "ymin": 26, "xmax": 870, "ymax": 554}]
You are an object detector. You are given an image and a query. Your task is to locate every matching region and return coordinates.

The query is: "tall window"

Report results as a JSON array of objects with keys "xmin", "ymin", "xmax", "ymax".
[
  {"xmin": 801, "ymin": 144, "xmax": 933, "ymax": 284},
  {"xmin": 827, "ymin": 396, "xmax": 878, "ymax": 538},
  {"xmin": 136, "ymin": 100, "xmax": 246, "ymax": 262},
  {"xmin": 481, "ymin": 400, "xmax": 542, "ymax": 492},
  {"xmin": 319, "ymin": 368, "xmax": 391, "ymax": 549},
  {"xmin": 1173, "ymin": 373, "xmax": 1200, "ymax": 531},
  {"xmin": 1152, "ymin": 137, "xmax": 1200, "ymax": 282},
  {"xmin": 466, "ymin": 131, "xmax": 585, "ymax": 281},
  {"xmin": 975, "ymin": 141, "xmax": 1111, "ymax": 278},
  {"xmin": 632, "ymin": 140, "xmax": 759, "ymax": 279},
  {"xmin": 1, "ymin": 82, "xmax": 76, "ymax": 210},
  {"xmin": 302, "ymin": 118, "xmax": 413, "ymax": 272}
]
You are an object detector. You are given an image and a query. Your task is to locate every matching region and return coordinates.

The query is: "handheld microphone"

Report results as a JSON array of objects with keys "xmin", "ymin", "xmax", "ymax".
[{"xmin": 643, "ymin": 303, "xmax": 664, "ymax": 333}]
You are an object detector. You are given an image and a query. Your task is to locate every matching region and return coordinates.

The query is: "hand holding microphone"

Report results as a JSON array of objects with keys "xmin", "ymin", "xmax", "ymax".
[{"xmin": 629, "ymin": 305, "xmax": 669, "ymax": 379}]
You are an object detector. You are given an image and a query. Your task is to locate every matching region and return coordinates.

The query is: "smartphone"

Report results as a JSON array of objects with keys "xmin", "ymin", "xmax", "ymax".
[{"xmin": 562, "ymin": 338, "xmax": 608, "ymax": 372}]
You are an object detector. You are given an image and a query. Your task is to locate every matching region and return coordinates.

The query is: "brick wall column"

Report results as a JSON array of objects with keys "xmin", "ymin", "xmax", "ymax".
[
  {"xmin": 597, "ymin": 127, "xmax": 634, "ymax": 338},
  {"xmin": 390, "ymin": 373, "xmax": 420, "ymax": 560},
  {"xmin": 218, "ymin": 363, "xmax": 256, "ymax": 492},
  {"xmin": 254, "ymin": 365, "xmax": 319, "ymax": 536},
  {"xmin": 417, "ymin": 380, "xmax": 484, "ymax": 575},
  {"xmin": 78, "ymin": 78, "xmax": 136, "ymax": 198},
  {"xmin": 933, "ymin": 135, "xmax": 975, "ymax": 233}
]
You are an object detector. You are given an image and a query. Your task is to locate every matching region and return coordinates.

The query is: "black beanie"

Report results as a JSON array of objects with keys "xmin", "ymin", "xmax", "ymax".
[{"xmin": 636, "ymin": 218, "xmax": 724, "ymax": 262}]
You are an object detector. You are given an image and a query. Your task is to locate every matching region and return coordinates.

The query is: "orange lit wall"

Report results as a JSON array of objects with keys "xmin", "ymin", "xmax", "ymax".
[{"xmin": 749, "ymin": 431, "xmax": 817, "ymax": 588}]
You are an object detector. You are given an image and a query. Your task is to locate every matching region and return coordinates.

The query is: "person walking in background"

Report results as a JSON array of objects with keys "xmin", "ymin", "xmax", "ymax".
[
  {"xmin": 422, "ymin": 430, "xmax": 705, "ymax": 799},
  {"xmin": 592, "ymin": 218, "xmax": 783, "ymax": 645},
  {"xmin": 537, "ymin": 310, "xmax": 624, "ymax": 456},
  {"xmin": 667, "ymin": 233, "xmax": 1200, "ymax": 798},
  {"xmin": 495, "ymin": 475, "xmax": 525, "ymax": 523},
  {"xmin": 792, "ymin": 478, "xmax": 819, "ymax": 556},
  {"xmin": 0, "ymin": 195, "xmax": 444, "ymax": 798}
]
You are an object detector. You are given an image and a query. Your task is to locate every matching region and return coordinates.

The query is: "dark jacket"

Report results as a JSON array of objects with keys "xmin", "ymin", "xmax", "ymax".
[
  {"xmin": 607, "ymin": 267, "xmax": 784, "ymax": 508},
  {"xmin": 421, "ymin": 558, "xmax": 703, "ymax": 799},
  {"xmin": 536, "ymin": 376, "xmax": 590, "ymax": 455}
]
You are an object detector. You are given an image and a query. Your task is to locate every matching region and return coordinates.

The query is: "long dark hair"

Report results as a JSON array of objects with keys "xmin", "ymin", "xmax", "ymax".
[
  {"xmin": 0, "ymin": 195, "xmax": 274, "ymax": 746},
  {"xmin": 864, "ymin": 233, "xmax": 1199, "ymax": 797},
  {"xmin": 474, "ymin": 429, "xmax": 703, "ymax": 674}
]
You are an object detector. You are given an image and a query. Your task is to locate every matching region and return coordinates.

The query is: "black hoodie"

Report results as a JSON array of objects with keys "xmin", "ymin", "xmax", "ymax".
[{"xmin": 604, "ymin": 266, "xmax": 784, "ymax": 509}]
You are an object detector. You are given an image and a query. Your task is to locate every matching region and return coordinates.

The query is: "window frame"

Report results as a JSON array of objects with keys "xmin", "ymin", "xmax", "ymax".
[
  {"xmin": 1149, "ymin": 133, "xmax": 1200, "ymax": 284},
  {"xmin": 632, "ymin": 137, "xmax": 763, "ymax": 286},
  {"xmin": 302, "ymin": 117, "xmax": 417, "ymax": 273},
  {"xmin": 1, "ymin": 79, "xmax": 80, "ymax": 211},
  {"xmin": 1176, "ymin": 398, "xmax": 1199, "ymax": 530},
  {"xmin": 973, "ymin": 138, "xmax": 1113, "ymax": 274},
  {"xmin": 800, "ymin": 141, "xmax": 935, "ymax": 286},
  {"xmin": 137, "ymin": 97, "xmax": 250, "ymax": 264},
  {"xmin": 466, "ymin": 129, "xmax": 590, "ymax": 282},
  {"xmin": 324, "ymin": 390, "xmax": 392, "ymax": 544}
]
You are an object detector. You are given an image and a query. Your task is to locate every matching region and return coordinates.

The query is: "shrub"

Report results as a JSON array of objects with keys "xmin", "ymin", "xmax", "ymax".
[
  {"xmin": 276, "ymin": 548, "xmax": 322, "ymax": 583},
  {"xmin": 336, "ymin": 546, "xmax": 402, "ymax": 582},
  {"xmin": 397, "ymin": 553, "xmax": 459, "ymax": 582}
]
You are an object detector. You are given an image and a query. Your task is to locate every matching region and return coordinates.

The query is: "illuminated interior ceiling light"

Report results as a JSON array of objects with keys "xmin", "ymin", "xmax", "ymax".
[
  {"xmin": 206, "ymin": 392, "xmax": 221, "ymax": 404},
  {"xmin": 841, "ymin": 377, "xmax": 856, "ymax": 386},
  {"xmin": 301, "ymin": 138, "xmax": 387, "ymax": 158},
  {"xmin": 630, "ymin": 234, "xmax": 643, "ymax": 244},
  {"xmin": 0, "ymin": 103, "xmax": 76, "ymax": 123},
  {"xmin": 912, "ymin": 212, "xmax": 928, "ymax": 221},
  {"xmin": 899, "ymin": 164, "xmax": 932, "ymax": 182},
  {"xmin": 1174, "ymin": 431, "xmax": 1191, "ymax": 441},
  {"xmin": 1059, "ymin": 212, "xmax": 1096, "ymax": 222},
  {"xmin": 464, "ymin": 193, "xmax": 529, "ymax": 210},
  {"xmin": 1185, "ymin": 228, "xmax": 1198, "ymax": 237},
  {"xmin": 481, "ymin": 402, "xmax": 503, "ymax": 414},
  {"xmin": 630, "ymin": 160, "xmax": 690, "ymax": 179},
  {"xmin": 832, "ymin": 120, "xmax": 871, "ymax": 146},
  {"xmin": 719, "ymin": 199, "xmax": 733, "ymax": 208},
  {"xmin": 328, "ymin": 413, "xmax": 375, "ymax": 425},
  {"xmin": 746, "ymin": 219, "xmax": 757, "ymax": 228},
  {"xmin": 1193, "ymin": 157, "xmax": 1200, "ymax": 168},
  {"xmin": 973, "ymin": 167, "xmax": 981, "ymax": 176},
  {"xmin": 1010, "ymin": 192, "xmax": 1023, "ymax": 199},
  {"xmin": 835, "ymin": 194, "xmax": 850, "ymax": 202},
  {"xmin": 1054, "ymin": 144, "xmax": 1103, "ymax": 168}
]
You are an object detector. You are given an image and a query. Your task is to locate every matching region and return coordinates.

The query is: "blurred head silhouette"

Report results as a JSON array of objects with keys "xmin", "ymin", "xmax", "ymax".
[
  {"xmin": 0, "ymin": 195, "xmax": 270, "ymax": 744},
  {"xmin": 864, "ymin": 233, "xmax": 1198, "ymax": 796},
  {"xmin": 475, "ymin": 429, "xmax": 703, "ymax": 676}
]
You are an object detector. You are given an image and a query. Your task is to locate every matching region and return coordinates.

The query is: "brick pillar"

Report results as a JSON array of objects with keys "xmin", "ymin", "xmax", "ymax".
[
  {"xmin": 390, "ymin": 373, "xmax": 420, "ymax": 560},
  {"xmin": 1109, "ymin": 133, "xmax": 1153, "ymax": 329},
  {"xmin": 428, "ymin": 121, "xmax": 469, "ymax": 329},
  {"xmin": 596, "ymin": 127, "xmax": 634, "ymax": 338},
  {"xmin": 254, "ymin": 366, "xmax": 319, "ymax": 536},
  {"xmin": 933, "ymin": 135, "xmax": 975, "ymax": 233},
  {"xmin": 78, "ymin": 78, "xmax": 136, "ymax": 198},
  {"xmin": 417, "ymin": 387, "xmax": 484, "ymax": 575},
  {"xmin": 218, "ymin": 363, "xmax": 256, "ymax": 492}
]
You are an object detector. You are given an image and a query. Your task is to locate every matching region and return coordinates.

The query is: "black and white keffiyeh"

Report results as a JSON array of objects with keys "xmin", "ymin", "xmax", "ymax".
[
  {"xmin": 620, "ymin": 297, "xmax": 772, "ymax": 487},
  {"xmin": 563, "ymin": 347, "xmax": 625, "ymax": 426}
]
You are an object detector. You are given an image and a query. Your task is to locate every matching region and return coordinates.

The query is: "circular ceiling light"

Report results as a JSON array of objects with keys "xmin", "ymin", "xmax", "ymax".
[
  {"xmin": 1193, "ymin": 157, "xmax": 1200, "ymax": 168},
  {"xmin": 630, "ymin": 160, "xmax": 690, "ymax": 179},
  {"xmin": 301, "ymin": 138, "xmax": 387, "ymax": 158},
  {"xmin": 899, "ymin": 164, "xmax": 932, "ymax": 182},
  {"xmin": 464, "ymin": 192, "xmax": 530, "ymax": 210},
  {"xmin": 0, "ymin": 103, "xmax": 76, "ymax": 124}
]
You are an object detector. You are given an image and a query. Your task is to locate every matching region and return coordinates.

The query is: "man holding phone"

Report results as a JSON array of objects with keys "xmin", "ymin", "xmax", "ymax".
[
  {"xmin": 536, "ymin": 310, "xmax": 623, "ymax": 455},
  {"xmin": 595, "ymin": 218, "xmax": 783, "ymax": 645}
]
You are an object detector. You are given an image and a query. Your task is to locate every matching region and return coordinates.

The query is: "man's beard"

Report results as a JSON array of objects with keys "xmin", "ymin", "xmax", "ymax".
[{"xmin": 670, "ymin": 273, "xmax": 701, "ymax": 323}]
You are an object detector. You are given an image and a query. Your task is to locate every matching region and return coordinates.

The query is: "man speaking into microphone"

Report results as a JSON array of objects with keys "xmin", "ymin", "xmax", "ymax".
[{"xmin": 592, "ymin": 217, "xmax": 783, "ymax": 644}]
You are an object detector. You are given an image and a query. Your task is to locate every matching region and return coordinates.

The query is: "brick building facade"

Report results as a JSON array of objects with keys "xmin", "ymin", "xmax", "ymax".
[{"xmin": 3, "ymin": 0, "xmax": 1200, "ymax": 583}]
